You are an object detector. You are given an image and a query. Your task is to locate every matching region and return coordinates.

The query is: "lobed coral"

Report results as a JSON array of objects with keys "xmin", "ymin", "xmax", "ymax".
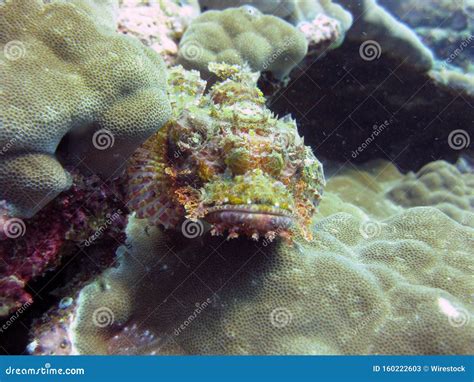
[
  {"xmin": 177, "ymin": 6, "xmax": 308, "ymax": 81},
  {"xmin": 36, "ymin": 157, "xmax": 470, "ymax": 356},
  {"xmin": 337, "ymin": 0, "xmax": 434, "ymax": 70},
  {"xmin": 127, "ymin": 63, "xmax": 325, "ymax": 241},
  {"xmin": 69, "ymin": 204, "xmax": 473, "ymax": 355},
  {"xmin": 0, "ymin": 0, "xmax": 171, "ymax": 217},
  {"xmin": 386, "ymin": 160, "xmax": 474, "ymax": 228},
  {"xmin": 199, "ymin": 0, "xmax": 352, "ymax": 28},
  {"xmin": 321, "ymin": 159, "xmax": 474, "ymax": 228},
  {"xmin": 379, "ymin": 0, "xmax": 474, "ymax": 72},
  {"xmin": 198, "ymin": 0, "xmax": 352, "ymax": 54}
]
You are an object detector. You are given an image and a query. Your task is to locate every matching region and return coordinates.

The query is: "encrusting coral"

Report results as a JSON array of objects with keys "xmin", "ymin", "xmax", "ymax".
[
  {"xmin": 336, "ymin": 0, "xmax": 434, "ymax": 71},
  {"xmin": 127, "ymin": 63, "xmax": 325, "ymax": 242},
  {"xmin": 177, "ymin": 6, "xmax": 308, "ymax": 81},
  {"xmin": 0, "ymin": 169, "xmax": 127, "ymax": 317},
  {"xmin": 387, "ymin": 160, "xmax": 474, "ymax": 228},
  {"xmin": 28, "ymin": 157, "xmax": 474, "ymax": 355},
  {"xmin": 69, "ymin": 205, "xmax": 473, "ymax": 355},
  {"xmin": 379, "ymin": 0, "xmax": 474, "ymax": 72},
  {"xmin": 0, "ymin": 0, "xmax": 171, "ymax": 218}
]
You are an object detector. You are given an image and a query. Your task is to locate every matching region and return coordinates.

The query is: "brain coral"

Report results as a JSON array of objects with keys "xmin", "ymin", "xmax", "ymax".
[
  {"xmin": 177, "ymin": 6, "xmax": 308, "ymax": 81},
  {"xmin": 0, "ymin": 0, "xmax": 171, "ymax": 217},
  {"xmin": 70, "ymin": 203, "xmax": 473, "ymax": 354}
]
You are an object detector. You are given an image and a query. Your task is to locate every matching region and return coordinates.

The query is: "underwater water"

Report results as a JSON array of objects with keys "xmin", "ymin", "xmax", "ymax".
[{"xmin": 0, "ymin": 0, "xmax": 473, "ymax": 356}]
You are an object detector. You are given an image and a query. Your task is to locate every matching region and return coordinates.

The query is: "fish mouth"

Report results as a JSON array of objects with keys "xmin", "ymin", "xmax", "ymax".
[{"xmin": 204, "ymin": 204, "xmax": 294, "ymax": 239}]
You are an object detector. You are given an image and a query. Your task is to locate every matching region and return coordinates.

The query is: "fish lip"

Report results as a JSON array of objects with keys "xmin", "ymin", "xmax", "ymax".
[{"xmin": 204, "ymin": 204, "xmax": 294, "ymax": 218}]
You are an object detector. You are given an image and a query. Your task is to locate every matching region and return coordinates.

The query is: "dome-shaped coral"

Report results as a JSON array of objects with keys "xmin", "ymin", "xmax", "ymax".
[
  {"xmin": 0, "ymin": 0, "xmax": 171, "ymax": 217},
  {"xmin": 70, "ymin": 204, "xmax": 473, "ymax": 355},
  {"xmin": 177, "ymin": 6, "xmax": 308, "ymax": 81}
]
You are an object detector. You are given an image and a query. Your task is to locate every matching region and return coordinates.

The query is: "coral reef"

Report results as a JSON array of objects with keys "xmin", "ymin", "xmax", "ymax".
[
  {"xmin": 69, "ymin": 205, "xmax": 473, "ymax": 355},
  {"xmin": 336, "ymin": 0, "xmax": 433, "ymax": 70},
  {"xmin": 177, "ymin": 6, "xmax": 308, "ymax": 81},
  {"xmin": 34, "ymin": 157, "xmax": 471, "ymax": 356},
  {"xmin": 387, "ymin": 161, "xmax": 474, "ymax": 228},
  {"xmin": 0, "ymin": 0, "xmax": 171, "ymax": 217},
  {"xmin": 127, "ymin": 63, "xmax": 325, "ymax": 241},
  {"xmin": 322, "ymin": 159, "xmax": 474, "ymax": 226},
  {"xmin": 270, "ymin": 40, "xmax": 473, "ymax": 170},
  {"xmin": 199, "ymin": 0, "xmax": 352, "ymax": 29},
  {"xmin": 117, "ymin": 0, "xmax": 200, "ymax": 65},
  {"xmin": 379, "ymin": 0, "xmax": 474, "ymax": 72},
  {"xmin": 0, "ymin": 170, "xmax": 127, "ymax": 317}
]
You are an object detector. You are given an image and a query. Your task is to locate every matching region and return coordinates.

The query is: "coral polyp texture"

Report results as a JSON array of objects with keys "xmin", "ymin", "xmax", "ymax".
[
  {"xmin": 0, "ymin": 0, "xmax": 171, "ymax": 217},
  {"xmin": 69, "ymin": 202, "xmax": 473, "ymax": 355},
  {"xmin": 127, "ymin": 63, "xmax": 325, "ymax": 241},
  {"xmin": 177, "ymin": 6, "xmax": 308, "ymax": 81},
  {"xmin": 199, "ymin": 0, "xmax": 352, "ymax": 28},
  {"xmin": 387, "ymin": 160, "xmax": 474, "ymax": 228}
]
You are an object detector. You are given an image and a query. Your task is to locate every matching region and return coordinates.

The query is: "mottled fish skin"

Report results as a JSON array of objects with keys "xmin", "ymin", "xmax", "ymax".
[{"xmin": 127, "ymin": 63, "xmax": 325, "ymax": 241}]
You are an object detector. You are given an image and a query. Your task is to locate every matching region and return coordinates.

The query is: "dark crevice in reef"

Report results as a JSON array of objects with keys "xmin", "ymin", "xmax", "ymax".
[
  {"xmin": 269, "ymin": 40, "xmax": 474, "ymax": 173},
  {"xmin": 0, "ymin": 242, "xmax": 114, "ymax": 355}
]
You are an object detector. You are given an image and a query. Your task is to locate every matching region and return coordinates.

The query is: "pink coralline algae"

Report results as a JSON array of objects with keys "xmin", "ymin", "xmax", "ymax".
[{"xmin": 0, "ymin": 170, "xmax": 127, "ymax": 317}]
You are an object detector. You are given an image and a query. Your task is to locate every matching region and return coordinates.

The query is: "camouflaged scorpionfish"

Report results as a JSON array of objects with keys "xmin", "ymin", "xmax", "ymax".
[{"xmin": 127, "ymin": 63, "xmax": 325, "ymax": 241}]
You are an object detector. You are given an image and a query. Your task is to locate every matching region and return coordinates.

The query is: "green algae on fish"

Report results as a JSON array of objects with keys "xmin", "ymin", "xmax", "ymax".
[{"xmin": 127, "ymin": 63, "xmax": 325, "ymax": 241}]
